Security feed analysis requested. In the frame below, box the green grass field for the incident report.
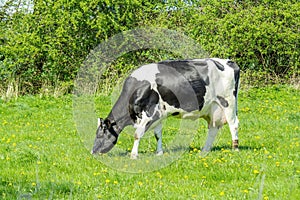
[0,85,299,199]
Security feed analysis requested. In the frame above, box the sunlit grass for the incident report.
[0,85,299,199]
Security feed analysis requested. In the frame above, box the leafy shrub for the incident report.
[188,0,299,77]
[0,0,299,97]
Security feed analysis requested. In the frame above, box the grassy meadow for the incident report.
[0,85,299,199]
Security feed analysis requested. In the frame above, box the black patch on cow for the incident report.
[217,96,229,107]
[226,60,240,98]
[128,78,159,122]
[210,59,225,71]
[172,112,180,116]
[156,60,209,112]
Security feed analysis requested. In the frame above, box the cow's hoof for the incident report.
[201,147,211,152]
[156,150,163,156]
[130,154,138,159]
[200,148,210,157]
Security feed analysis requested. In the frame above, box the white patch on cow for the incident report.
[130,63,159,84]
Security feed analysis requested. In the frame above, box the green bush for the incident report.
[0,0,299,97]
[188,0,299,76]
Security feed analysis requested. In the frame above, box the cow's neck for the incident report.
[106,109,131,134]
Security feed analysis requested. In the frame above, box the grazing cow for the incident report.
[92,58,240,159]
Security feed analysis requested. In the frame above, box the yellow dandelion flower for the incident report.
[105,179,110,184]
[219,191,225,196]
[253,169,260,174]
[32,182,36,187]
[275,162,280,167]
[243,189,249,194]
[113,181,118,184]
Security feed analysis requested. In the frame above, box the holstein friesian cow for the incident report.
[92,58,240,159]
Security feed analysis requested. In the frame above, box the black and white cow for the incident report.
[92,58,240,159]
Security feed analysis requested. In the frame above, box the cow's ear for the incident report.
[98,118,103,127]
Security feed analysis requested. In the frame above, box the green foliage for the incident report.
[0,86,299,199]
[0,0,299,97]
[188,0,300,75]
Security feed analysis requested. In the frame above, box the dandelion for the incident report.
[156,172,162,179]
[138,181,143,186]
[275,162,280,167]
[203,162,209,168]
[105,179,110,184]
[219,191,225,196]
[253,169,260,174]
[113,181,118,185]
[243,189,249,194]
[32,182,36,187]
[76,181,82,185]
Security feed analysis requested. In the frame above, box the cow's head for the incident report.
[91,118,118,154]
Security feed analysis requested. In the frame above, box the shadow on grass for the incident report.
[210,145,261,151]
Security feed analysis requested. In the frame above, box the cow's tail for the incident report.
[227,60,240,116]
[233,64,240,116]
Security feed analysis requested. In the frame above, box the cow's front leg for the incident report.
[131,126,145,159]
[154,123,163,156]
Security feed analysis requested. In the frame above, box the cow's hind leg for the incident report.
[224,104,239,151]
[202,103,223,154]
[154,123,163,156]
[202,126,219,152]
